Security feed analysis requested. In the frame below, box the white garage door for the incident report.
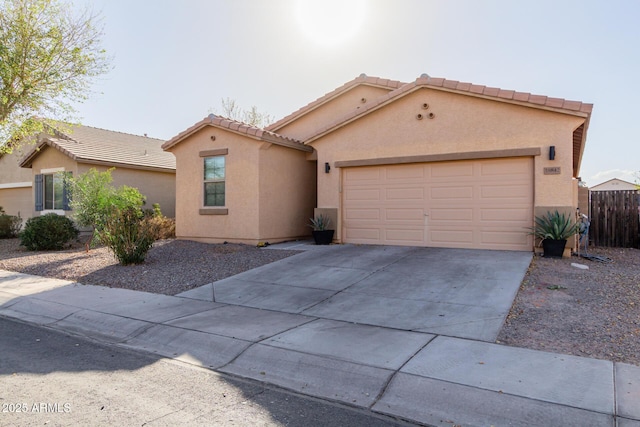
[342,157,534,251]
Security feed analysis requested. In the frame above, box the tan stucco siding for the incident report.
[275,85,393,140]
[311,89,584,207]
[258,143,316,241]
[0,187,32,221]
[0,150,33,183]
[311,88,585,244]
[0,150,34,220]
[168,127,261,243]
[77,163,176,218]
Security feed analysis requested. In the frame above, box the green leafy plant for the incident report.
[308,214,332,231]
[0,206,22,238]
[20,213,78,250]
[0,0,110,154]
[100,207,156,265]
[66,168,146,249]
[529,210,579,242]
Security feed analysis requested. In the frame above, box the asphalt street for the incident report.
[0,317,416,427]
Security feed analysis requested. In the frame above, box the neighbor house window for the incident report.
[35,171,71,211]
[204,156,225,206]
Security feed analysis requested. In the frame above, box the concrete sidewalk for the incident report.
[1,266,638,426]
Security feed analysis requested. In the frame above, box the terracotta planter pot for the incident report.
[312,230,334,245]
[542,239,567,258]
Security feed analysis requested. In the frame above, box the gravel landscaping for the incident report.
[0,238,300,295]
[497,247,640,366]
[0,238,638,366]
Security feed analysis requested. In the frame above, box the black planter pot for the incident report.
[312,230,334,245]
[542,239,567,258]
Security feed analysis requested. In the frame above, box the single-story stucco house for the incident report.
[164,73,593,253]
[589,178,637,192]
[0,123,176,222]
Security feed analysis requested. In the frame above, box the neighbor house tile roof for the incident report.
[20,123,176,172]
[265,74,406,132]
[162,114,312,153]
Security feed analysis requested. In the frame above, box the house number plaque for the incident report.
[543,167,561,175]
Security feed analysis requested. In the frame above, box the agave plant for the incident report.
[308,214,332,231]
[530,210,579,241]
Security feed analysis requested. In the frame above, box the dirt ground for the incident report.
[497,246,640,366]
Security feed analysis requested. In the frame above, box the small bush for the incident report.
[142,203,175,240]
[144,215,176,240]
[100,207,156,265]
[0,210,22,239]
[20,214,79,250]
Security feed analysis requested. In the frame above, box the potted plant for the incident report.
[308,214,334,245]
[529,210,579,258]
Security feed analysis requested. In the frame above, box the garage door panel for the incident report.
[385,228,425,243]
[431,186,474,199]
[345,188,381,201]
[345,208,380,220]
[344,168,381,182]
[386,187,424,201]
[345,227,381,241]
[430,229,474,244]
[342,158,533,251]
[431,162,474,178]
[386,164,425,180]
[430,208,473,221]
[481,184,530,199]
[385,208,424,221]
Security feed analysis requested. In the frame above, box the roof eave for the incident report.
[77,159,176,173]
[304,80,593,145]
[164,119,311,153]
[19,138,78,168]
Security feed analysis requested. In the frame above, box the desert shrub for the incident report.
[100,207,156,265]
[144,215,175,240]
[20,214,79,250]
[0,206,22,239]
[66,168,146,248]
[142,203,175,240]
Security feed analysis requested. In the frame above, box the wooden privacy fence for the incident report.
[589,190,640,248]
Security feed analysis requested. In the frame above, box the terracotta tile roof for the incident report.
[20,123,176,171]
[265,74,406,132]
[162,114,312,153]
[306,75,593,144]
[304,74,592,177]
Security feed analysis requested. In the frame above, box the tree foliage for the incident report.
[216,97,274,128]
[0,0,110,153]
[65,168,145,248]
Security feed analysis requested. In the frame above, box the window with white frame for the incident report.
[203,156,225,206]
[35,171,71,211]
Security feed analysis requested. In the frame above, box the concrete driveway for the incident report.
[179,244,532,342]
[3,244,636,425]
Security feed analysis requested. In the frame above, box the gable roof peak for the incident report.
[266,74,406,132]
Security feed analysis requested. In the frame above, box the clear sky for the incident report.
[74,0,640,186]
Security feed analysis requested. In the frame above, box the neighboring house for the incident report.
[589,178,638,192]
[0,149,34,220]
[17,123,176,220]
[165,73,593,252]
